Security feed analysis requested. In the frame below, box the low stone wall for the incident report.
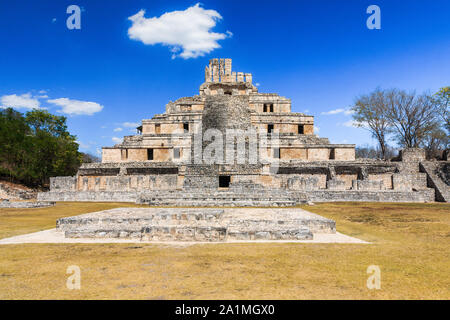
[38,191,138,202]
[308,189,435,203]
[0,200,55,208]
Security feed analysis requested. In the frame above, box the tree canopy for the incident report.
[352,87,449,159]
[0,108,82,187]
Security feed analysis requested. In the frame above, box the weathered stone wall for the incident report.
[38,191,138,202]
[102,148,121,163]
[75,175,178,192]
[334,148,356,161]
[309,189,435,202]
[50,176,77,192]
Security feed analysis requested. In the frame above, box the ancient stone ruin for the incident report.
[56,208,336,242]
[38,58,449,204]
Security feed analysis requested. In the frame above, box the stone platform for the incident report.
[0,200,55,208]
[56,208,336,242]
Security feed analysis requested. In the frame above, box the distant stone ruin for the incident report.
[38,59,449,204]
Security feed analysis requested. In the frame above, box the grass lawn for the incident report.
[0,202,449,299]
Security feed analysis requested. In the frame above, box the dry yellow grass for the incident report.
[0,202,449,299]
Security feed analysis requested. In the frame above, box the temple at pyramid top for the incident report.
[200,58,258,96]
[204,58,253,84]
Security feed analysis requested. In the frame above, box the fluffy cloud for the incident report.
[0,93,41,110]
[314,126,320,133]
[113,127,123,132]
[321,108,354,116]
[341,120,359,128]
[127,3,231,59]
[47,98,103,115]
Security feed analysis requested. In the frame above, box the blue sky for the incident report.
[0,0,449,155]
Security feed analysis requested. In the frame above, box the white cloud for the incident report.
[344,109,354,115]
[341,120,359,128]
[122,122,140,128]
[314,126,320,133]
[321,108,345,115]
[127,3,231,59]
[113,127,123,132]
[321,108,354,116]
[112,137,123,144]
[47,98,103,115]
[0,93,41,110]
[96,148,102,156]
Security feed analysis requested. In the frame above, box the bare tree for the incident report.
[384,89,440,148]
[421,125,449,159]
[351,88,391,159]
[355,144,397,160]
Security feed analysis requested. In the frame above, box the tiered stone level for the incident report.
[56,208,337,242]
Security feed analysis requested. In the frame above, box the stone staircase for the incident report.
[420,162,450,202]
[56,208,336,242]
[137,182,307,207]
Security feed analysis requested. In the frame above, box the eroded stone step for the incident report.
[65,225,227,242]
[227,227,313,240]
[140,200,299,207]
[64,225,313,241]
[57,209,224,231]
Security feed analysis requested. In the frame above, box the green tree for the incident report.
[24,109,82,186]
[0,108,82,187]
[433,86,450,133]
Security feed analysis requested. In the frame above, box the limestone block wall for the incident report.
[76,175,178,192]
[279,174,327,189]
[334,148,355,161]
[307,148,331,161]
[336,174,358,189]
[102,149,122,163]
[50,176,77,191]
[154,148,171,162]
[400,148,426,162]
[352,180,384,191]
[303,124,314,135]
[369,173,393,189]
[286,176,319,190]
[127,149,148,161]
[281,148,307,160]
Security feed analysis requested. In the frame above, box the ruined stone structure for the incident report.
[38,59,449,204]
[56,208,336,242]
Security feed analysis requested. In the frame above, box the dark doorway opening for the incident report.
[263,103,274,112]
[147,148,153,160]
[298,124,304,134]
[183,122,189,132]
[219,176,231,188]
[268,124,274,133]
